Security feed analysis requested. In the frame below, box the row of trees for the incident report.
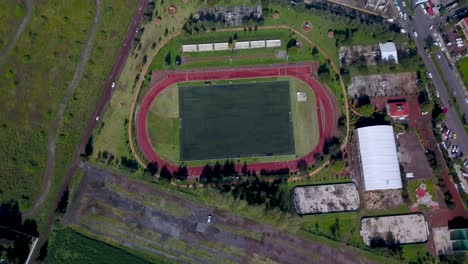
[0,201,40,263]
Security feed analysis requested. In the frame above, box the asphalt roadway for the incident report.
[398,2,468,157]
[30,0,149,260]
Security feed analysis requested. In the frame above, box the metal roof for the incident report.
[357,125,402,191]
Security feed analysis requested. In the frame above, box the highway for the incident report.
[398,1,468,157]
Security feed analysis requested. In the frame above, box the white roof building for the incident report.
[182,44,197,52]
[214,42,229,51]
[250,40,266,48]
[266,39,281,48]
[198,43,214,52]
[235,41,250,49]
[357,125,402,191]
[379,42,398,63]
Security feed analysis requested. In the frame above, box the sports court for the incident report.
[179,81,294,161]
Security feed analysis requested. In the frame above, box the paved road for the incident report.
[398,2,468,156]
[30,0,149,260]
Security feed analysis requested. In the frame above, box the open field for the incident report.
[0,0,95,209]
[179,81,293,161]
[0,0,26,51]
[46,227,157,264]
[26,0,139,226]
[63,165,386,263]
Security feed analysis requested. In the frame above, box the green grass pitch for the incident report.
[178,81,294,161]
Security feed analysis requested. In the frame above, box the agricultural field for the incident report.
[0,0,26,51]
[46,227,157,264]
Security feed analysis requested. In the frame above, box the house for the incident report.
[387,100,409,119]
[457,17,468,41]
[379,42,398,63]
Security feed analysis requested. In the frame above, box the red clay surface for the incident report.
[136,65,337,176]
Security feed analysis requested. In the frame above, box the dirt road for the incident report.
[64,164,375,264]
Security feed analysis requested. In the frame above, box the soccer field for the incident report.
[179,81,294,161]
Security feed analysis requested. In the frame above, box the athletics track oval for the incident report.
[136,64,337,176]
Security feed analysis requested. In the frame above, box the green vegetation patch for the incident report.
[0,0,26,50]
[178,81,294,161]
[289,78,318,156]
[46,228,152,264]
[457,56,468,86]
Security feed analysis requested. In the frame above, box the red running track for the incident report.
[136,65,337,176]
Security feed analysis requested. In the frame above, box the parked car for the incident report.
[207,214,212,223]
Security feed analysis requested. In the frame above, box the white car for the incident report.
[402,1,406,7]
[413,31,418,38]
[207,214,212,223]
[428,72,433,79]
[111,81,116,88]
[95,115,100,121]
[437,54,441,59]
[429,25,433,30]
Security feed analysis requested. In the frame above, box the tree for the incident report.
[213,162,222,180]
[200,164,213,183]
[297,160,308,174]
[36,240,48,261]
[164,52,171,66]
[82,136,93,157]
[311,46,318,57]
[359,104,375,117]
[175,166,188,181]
[56,186,69,214]
[160,165,172,180]
[146,162,158,175]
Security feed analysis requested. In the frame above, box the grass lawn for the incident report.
[179,80,294,161]
[407,179,436,209]
[290,77,319,156]
[0,0,25,50]
[46,227,165,264]
[146,77,319,165]
[457,56,468,86]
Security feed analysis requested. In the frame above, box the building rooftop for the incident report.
[388,100,409,118]
[357,125,402,191]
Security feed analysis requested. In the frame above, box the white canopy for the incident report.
[357,125,402,191]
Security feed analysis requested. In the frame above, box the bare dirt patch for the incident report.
[339,45,379,66]
[397,131,434,180]
[360,214,429,246]
[64,164,376,264]
[294,183,359,214]
[348,72,418,98]
[363,189,403,210]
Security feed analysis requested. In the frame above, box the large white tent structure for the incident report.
[357,125,402,191]
[379,42,398,63]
